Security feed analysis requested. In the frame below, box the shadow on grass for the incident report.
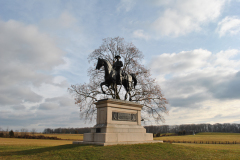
[0,144,93,157]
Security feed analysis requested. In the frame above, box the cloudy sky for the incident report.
[1,0,240,132]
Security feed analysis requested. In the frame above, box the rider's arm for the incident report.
[120,61,123,67]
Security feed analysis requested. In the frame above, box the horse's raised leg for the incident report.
[125,92,128,100]
[114,83,118,99]
[123,81,130,100]
[129,92,132,101]
[110,83,116,99]
[127,82,133,101]
[129,81,133,101]
[100,82,106,94]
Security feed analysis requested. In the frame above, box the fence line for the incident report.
[163,140,238,144]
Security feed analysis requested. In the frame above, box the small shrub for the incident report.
[183,130,186,135]
[0,132,4,137]
[9,130,14,137]
[156,133,161,137]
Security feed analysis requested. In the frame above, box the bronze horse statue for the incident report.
[96,58,137,101]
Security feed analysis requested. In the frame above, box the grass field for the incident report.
[1,133,240,159]
[34,133,83,140]
[154,132,240,144]
[0,138,72,146]
[176,143,240,151]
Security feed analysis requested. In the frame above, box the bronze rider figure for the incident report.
[113,55,123,85]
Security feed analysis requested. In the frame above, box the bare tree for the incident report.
[15,130,19,137]
[69,37,168,123]
[5,127,9,137]
[20,128,28,136]
[31,128,37,135]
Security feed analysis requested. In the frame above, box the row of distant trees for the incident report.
[42,123,240,135]
[0,128,37,137]
[42,127,91,134]
[144,123,240,134]
[0,127,91,135]
[2,123,240,135]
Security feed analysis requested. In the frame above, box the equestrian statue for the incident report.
[96,55,137,101]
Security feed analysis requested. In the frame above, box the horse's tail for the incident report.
[130,73,137,88]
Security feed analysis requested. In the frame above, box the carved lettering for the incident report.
[112,112,137,122]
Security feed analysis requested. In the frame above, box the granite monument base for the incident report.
[73,99,163,146]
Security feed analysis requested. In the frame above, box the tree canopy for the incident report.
[69,37,168,123]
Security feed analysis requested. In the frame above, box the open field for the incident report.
[175,143,240,151]
[0,140,240,160]
[34,133,83,140]
[1,138,240,160]
[197,132,240,135]
[1,133,240,159]
[154,132,240,144]
[0,138,72,146]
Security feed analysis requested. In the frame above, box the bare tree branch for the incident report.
[69,37,168,123]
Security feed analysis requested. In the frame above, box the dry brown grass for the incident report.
[175,143,240,151]
[1,140,240,160]
[34,133,83,140]
[0,138,72,146]
[154,133,240,143]
[2,133,240,160]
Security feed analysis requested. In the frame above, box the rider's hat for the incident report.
[115,55,121,59]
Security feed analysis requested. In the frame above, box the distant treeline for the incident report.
[42,123,240,134]
[144,123,240,134]
[0,129,60,140]
[42,127,91,134]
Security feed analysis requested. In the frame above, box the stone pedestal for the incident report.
[73,99,162,146]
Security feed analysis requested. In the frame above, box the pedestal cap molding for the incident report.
[95,99,143,109]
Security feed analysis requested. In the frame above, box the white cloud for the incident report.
[39,102,59,110]
[0,86,42,106]
[165,99,240,124]
[216,16,240,37]
[45,96,75,107]
[0,19,66,107]
[151,0,227,37]
[11,105,26,110]
[117,0,136,12]
[53,76,68,86]
[30,82,68,99]
[0,20,65,70]
[58,11,77,28]
[133,29,150,40]
[215,49,239,67]
[151,48,240,124]
[0,100,89,131]
[151,49,240,103]
[151,49,212,75]
[0,20,83,131]
[40,11,77,29]
[0,16,92,131]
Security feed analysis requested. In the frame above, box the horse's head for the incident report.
[96,58,104,70]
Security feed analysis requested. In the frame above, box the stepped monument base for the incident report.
[73,99,163,146]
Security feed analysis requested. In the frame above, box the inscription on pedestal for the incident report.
[112,112,137,122]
